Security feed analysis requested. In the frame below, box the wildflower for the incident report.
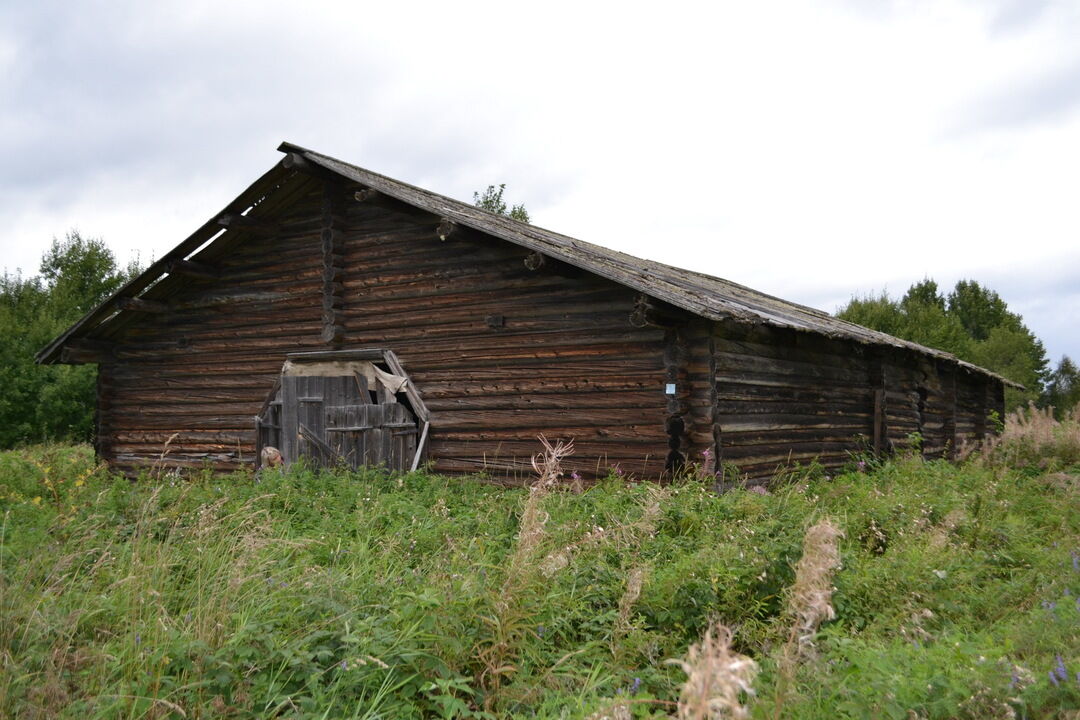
[537,625,545,638]
[1050,670,1060,687]
[630,677,641,694]
[1042,600,1057,611]
[1054,655,1068,683]
[571,471,581,481]
[857,460,866,471]
[702,449,711,459]
[340,660,347,670]
[135,633,141,646]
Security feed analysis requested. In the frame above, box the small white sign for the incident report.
[665,383,677,395]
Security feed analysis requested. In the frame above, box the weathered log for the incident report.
[217,215,282,234]
[320,324,345,344]
[116,297,170,313]
[437,218,457,241]
[524,251,546,270]
[164,258,220,280]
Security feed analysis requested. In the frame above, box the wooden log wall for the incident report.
[94,176,669,480]
[334,209,669,481]
[703,321,876,481]
[695,320,1005,481]
[96,181,331,473]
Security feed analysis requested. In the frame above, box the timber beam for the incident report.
[281,152,344,183]
[630,294,684,328]
[164,258,220,280]
[116,297,170,314]
[217,214,282,234]
[60,338,116,364]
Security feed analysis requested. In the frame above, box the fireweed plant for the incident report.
[0,420,1077,719]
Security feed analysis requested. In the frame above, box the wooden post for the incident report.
[664,326,690,474]
[320,182,347,346]
[943,363,957,459]
[870,353,888,456]
[708,332,722,483]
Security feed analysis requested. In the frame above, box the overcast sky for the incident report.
[2,0,1078,366]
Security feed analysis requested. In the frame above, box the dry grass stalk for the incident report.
[540,485,667,578]
[668,621,758,720]
[477,436,573,704]
[151,433,179,479]
[613,566,647,642]
[978,403,1080,468]
[505,436,573,584]
[772,518,844,719]
[784,518,843,658]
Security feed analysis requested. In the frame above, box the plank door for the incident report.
[258,373,418,471]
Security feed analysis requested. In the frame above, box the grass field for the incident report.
[1,408,1078,719]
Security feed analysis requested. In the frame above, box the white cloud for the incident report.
[1,0,1077,364]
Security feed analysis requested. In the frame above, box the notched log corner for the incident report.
[524,251,546,271]
[437,218,458,241]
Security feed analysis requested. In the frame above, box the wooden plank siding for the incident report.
[95,181,669,479]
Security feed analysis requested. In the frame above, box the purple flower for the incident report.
[857,461,866,471]
[340,660,347,670]
[630,677,641,694]
[1042,600,1057,611]
[1072,550,1079,572]
[571,471,581,481]
[135,633,141,646]
[1055,655,1068,683]
[1050,670,1060,687]
[702,449,712,459]
[1009,670,1020,690]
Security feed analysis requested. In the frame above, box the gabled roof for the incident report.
[36,142,1018,387]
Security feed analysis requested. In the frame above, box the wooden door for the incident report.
[257,373,419,471]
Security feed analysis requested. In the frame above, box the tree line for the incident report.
[0,232,139,447]
[837,278,1078,414]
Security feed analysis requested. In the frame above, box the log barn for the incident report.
[37,142,1011,482]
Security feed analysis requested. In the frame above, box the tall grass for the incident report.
[978,404,1080,472]
[0,427,1077,718]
